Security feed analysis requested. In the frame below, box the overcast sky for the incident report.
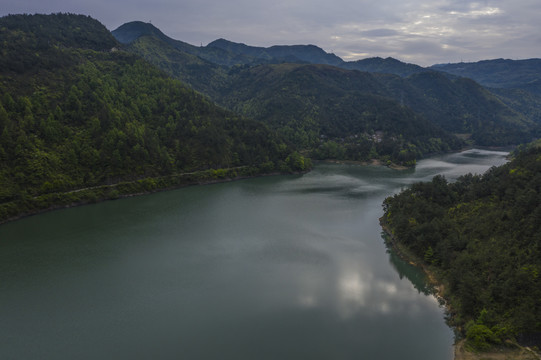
[3,0,540,66]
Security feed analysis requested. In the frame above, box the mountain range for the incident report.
[1,14,541,221]
[112,20,541,148]
[113,20,541,91]
[2,13,540,354]
[0,14,306,222]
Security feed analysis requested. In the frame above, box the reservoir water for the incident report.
[0,149,509,360]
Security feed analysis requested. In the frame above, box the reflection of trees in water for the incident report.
[384,234,432,297]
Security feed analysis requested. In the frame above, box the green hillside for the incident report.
[375,71,538,145]
[214,63,462,164]
[382,145,541,349]
[0,14,301,222]
[206,38,344,66]
[342,56,426,77]
[112,21,258,67]
[431,59,541,95]
[112,22,540,150]
[124,34,227,97]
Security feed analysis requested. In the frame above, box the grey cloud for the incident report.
[2,0,540,66]
[360,29,400,37]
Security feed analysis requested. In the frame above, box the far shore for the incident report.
[1,148,510,226]
[0,168,308,226]
[318,158,410,170]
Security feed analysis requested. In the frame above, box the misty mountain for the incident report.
[431,58,541,95]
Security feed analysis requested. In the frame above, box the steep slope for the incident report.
[0,14,298,222]
[375,71,538,145]
[219,63,537,149]
[490,88,541,125]
[215,63,463,164]
[124,35,227,97]
[112,21,540,150]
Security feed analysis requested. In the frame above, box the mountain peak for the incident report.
[112,21,166,44]
[207,39,343,66]
[0,13,118,51]
[342,56,426,77]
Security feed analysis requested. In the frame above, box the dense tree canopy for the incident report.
[382,145,541,349]
[0,13,306,221]
[112,23,541,152]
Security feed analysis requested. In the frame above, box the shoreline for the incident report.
[380,219,447,303]
[317,158,410,170]
[4,148,501,225]
[0,154,420,226]
[0,168,306,226]
[380,218,541,360]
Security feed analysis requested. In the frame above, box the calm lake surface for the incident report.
[0,149,509,360]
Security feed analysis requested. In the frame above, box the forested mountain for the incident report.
[112,21,257,67]
[122,34,228,97]
[342,57,427,77]
[206,38,344,66]
[373,71,538,145]
[382,145,541,349]
[3,14,541,222]
[217,64,535,148]
[113,21,541,150]
[0,14,303,222]
[215,63,462,163]
[490,87,541,126]
[431,58,541,95]
[113,21,424,74]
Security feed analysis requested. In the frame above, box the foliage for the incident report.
[341,56,426,77]
[0,14,299,222]
[375,71,539,146]
[214,63,463,164]
[125,35,228,98]
[431,58,541,95]
[112,21,257,67]
[113,21,541,149]
[382,147,541,345]
[206,38,344,66]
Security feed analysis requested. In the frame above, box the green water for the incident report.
[0,149,509,359]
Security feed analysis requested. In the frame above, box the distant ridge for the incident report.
[431,58,541,94]
[342,57,427,77]
[207,38,344,66]
[112,21,424,76]
[113,20,541,90]
[111,20,541,149]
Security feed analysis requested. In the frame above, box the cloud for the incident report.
[1,0,540,66]
[360,29,400,37]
